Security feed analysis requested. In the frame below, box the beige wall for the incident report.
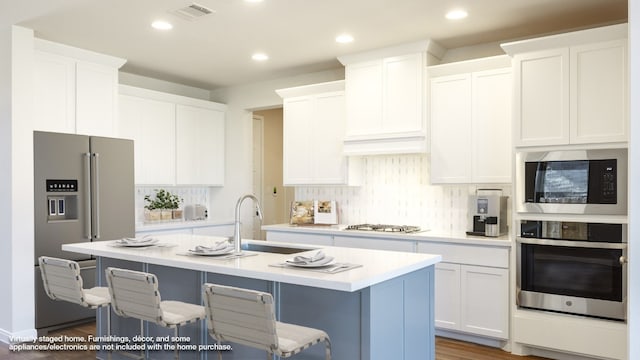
[254,108,294,236]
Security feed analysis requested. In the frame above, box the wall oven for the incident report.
[517,220,627,321]
[516,149,627,215]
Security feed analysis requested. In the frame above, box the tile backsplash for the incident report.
[135,186,210,223]
[295,154,512,233]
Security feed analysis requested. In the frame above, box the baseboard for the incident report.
[0,327,37,344]
[436,329,509,349]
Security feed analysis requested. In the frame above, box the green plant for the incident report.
[144,189,182,210]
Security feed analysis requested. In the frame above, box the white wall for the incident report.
[0,25,37,343]
[209,69,343,238]
[0,19,12,339]
[628,1,638,359]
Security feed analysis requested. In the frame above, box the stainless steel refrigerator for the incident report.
[34,131,134,332]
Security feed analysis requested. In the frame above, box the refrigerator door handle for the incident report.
[91,153,101,240]
[84,153,92,239]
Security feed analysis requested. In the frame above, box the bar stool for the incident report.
[203,283,331,360]
[105,267,205,360]
[38,256,112,334]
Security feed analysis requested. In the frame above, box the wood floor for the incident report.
[0,322,549,359]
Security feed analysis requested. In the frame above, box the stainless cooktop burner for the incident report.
[345,224,421,233]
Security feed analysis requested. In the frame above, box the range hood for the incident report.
[338,40,445,156]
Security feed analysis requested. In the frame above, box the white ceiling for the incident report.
[4,0,628,90]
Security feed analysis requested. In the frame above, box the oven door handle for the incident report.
[517,237,627,249]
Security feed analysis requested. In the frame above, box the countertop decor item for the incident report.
[144,189,183,221]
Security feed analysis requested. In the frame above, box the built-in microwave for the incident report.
[516,149,627,215]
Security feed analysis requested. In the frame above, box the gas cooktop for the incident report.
[345,224,422,233]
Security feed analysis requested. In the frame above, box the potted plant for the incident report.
[144,189,182,221]
[168,193,184,220]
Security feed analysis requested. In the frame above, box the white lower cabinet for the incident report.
[419,242,510,340]
[333,235,414,252]
[434,263,461,330]
[460,265,509,338]
[266,231,333,246]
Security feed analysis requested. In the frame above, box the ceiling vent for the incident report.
[172,3,215,21]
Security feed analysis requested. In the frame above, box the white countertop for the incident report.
[62,234,441,292]
[262,223,512,247]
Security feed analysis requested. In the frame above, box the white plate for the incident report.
[115,238,159,247]
[188,247,235,256]
[285,256,335,268]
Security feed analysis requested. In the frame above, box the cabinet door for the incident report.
[434,263,461,331]
[570,40,628,144]
[471,68,512,183]
[430,74,472,184]
[514,48,570,146]
[75,61,119,137]
[460,265,509,339]
[33,51,76,133]
[344,60,383,137]
[311,92,347,184]
[118,95,176,185]
[282,96,314,185]
[176,105,225,185]
[383,53,424,134]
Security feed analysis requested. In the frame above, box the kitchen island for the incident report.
[62,234,441,360]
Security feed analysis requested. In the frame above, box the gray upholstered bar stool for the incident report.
[203,283,331,360]
[105,267,206,360]
[38,256,112,333]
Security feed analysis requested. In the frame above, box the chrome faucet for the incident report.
[233,194,264,254]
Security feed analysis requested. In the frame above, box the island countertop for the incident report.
[62,233,441,292]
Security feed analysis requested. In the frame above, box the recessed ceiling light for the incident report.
[445,9,468,20]
[336,34,354,44]
[252,53,269,61]
[151,20,173,30]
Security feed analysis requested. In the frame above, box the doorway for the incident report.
[252,109,294,240]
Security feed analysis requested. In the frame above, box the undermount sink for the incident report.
[240,243,316,254]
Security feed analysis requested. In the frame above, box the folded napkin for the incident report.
[291,251,326,264]
[193,241,231,253]
[120,236,154,244]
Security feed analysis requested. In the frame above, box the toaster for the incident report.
[184,204,208,220]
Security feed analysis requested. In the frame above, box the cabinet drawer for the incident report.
[266,232,333,246]
[333,236,415,252]
[416,242,509,268]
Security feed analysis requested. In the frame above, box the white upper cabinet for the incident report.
[570,39,627,144]
[429,56,512,184]
[502,23,628,147]
[75,62,120,137]
[118,94,176,185]
[430,73,472,183]
[338,41,444,155]
[118,85,226,186]
[277,81,359,186]
[176,104,225,186]
[33,51,76,133]
[33,38,126,137]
